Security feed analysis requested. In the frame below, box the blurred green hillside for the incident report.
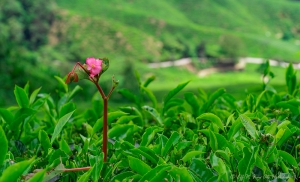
[54,0,300,62]
[1,0,300,106]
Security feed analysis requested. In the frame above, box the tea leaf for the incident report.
[278,150,298,167]
[169,166,194,182]
[128,156,152,176]
[51,110,75,144]
[140,126,164,147]
[14,85,29,108]
[161,131,181,156]
[54,76,68,93]
[239,114,258,140]
[238,147,258,182]
[163,81,190,114]
[39,130,51,153]
[189,159,214,181]
[182,151,205,162]
[139,164,172,181]
[142,105,163,126]
[0,158,35,182]
[29,87,41,105]
[0,126,8,166]
[141,86,157,108]
[26,169,46,182]
[197,113,224,131]
[92,111,127,135]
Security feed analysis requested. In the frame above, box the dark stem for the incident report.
[107,86,116,98]
[94,81,108,162]
[103,98,108,162]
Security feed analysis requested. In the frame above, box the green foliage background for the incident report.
[1,0,300,107]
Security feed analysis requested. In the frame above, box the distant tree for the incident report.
[218,34,244,64]
[0,0,57,105]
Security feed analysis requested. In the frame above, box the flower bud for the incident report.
[65,72,79,84]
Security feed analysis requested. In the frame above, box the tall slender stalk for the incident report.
[65,57,117,173]
[103,98,108,162]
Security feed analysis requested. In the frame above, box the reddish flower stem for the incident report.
[68,61,115,163]
[94,82,108,162]
[63,167,91,172]
[103,98,108,162]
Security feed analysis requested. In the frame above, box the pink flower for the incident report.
[86,57,102,78]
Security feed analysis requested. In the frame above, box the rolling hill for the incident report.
[52,0,300,64]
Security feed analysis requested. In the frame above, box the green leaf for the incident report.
[209,130,218,151]
[116,115,138,124]
[227,118,243,140]
[189,159,214,182]
[43,162,65,182]
[54,76,68,93]
[210,153,230,182]
[89,153,104,182]
[239,114,258,140]
[38,130,52,153]
[130,147,159,164]
[128,156,152,176]
[29,87,41,105]
[0,109,13,125]
[118,88,139,106]
[177,141,192,150]
[162,131,181,156]
[67,85,82,102]
[184,92,200,116]
[169,166,194,182]
[14,85,30,108]
[77,166,93,182]
[26,169,46,182]
[255,90,266,110]
[139,164,172,182]
[59,102,76,118]
[215,150,231,164]
[140,126,164,147]
[164,81,190,104]
[108,124,140,140]
[119,106,144,126]
[0,158,35,182]
[238,147,258,182]
[164,98,185,111]
[200,88,225,113]
[142,106,163,126]
[141,86,157,108]
[163,81,190,113]
[182,151,205,162]
[24,82,30,95]
[92,111,127,135]
[51,110,75,144]
[0,126,8,166]
[109,172,136,182]
[278,150,298,168]
[11,108,36,131]
[276,128,294,147]
[60,138,72,155]
[197,113,224,131]
[286,63,296,95]
[143,75,156,87]
[265,121,278,135]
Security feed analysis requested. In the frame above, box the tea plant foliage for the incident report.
[0,61,300,181]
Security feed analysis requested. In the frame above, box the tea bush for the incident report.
[0,61,299,181]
